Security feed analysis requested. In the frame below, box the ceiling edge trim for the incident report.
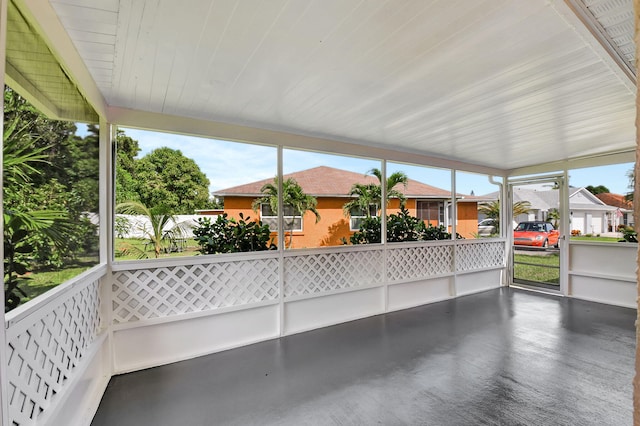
[13,0,108,120]
[564,0,635,81]
[508,149,635,176]
[557,0,636,88]
[107,106,506,177]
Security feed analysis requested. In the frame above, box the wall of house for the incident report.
[456,203,479,239]
[222,197,480,247]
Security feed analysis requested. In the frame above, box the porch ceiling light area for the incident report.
[5,1,97,122]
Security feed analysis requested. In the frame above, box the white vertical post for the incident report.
[381,160,388,312]
[0,0,11,422]
[277,146,285,336]
[559,170,570,296]
[450,170,457,297]
[99,121,115,376]
[99,120,112,265]
[503,176,513,287]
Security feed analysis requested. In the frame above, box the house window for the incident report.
[260,204,302,232]
[417,201,444,225]
[350,205,378,231]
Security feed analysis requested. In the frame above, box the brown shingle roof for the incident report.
[214,166,455,198]
[595,193,632,210]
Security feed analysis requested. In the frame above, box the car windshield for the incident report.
[515,223,546,232]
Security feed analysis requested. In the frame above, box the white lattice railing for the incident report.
[5,267,104,426]
[111,254,280,324]
[110,240,506,325]
[386,241,454,283]
[456,240,506,272]
[283,246,384,299]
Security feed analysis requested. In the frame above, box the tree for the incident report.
[343,168,408,217]
[3,86,99,267]
[252,177,320,248]
[4,87,99,213]
[135,147,212,214]
[115,129,141,205]
[626,169,634,202]
[3,111,74,309]
[479,200,531,220]
[478,200,531,233]
[546,208,560,229]
[116,201,180,258]
[585,185,610,195]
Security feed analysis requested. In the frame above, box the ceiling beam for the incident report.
[107,105,507,177]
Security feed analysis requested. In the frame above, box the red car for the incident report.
[513,221,559,248]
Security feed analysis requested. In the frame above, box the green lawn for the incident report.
[115,238,200,260]
[570,236,622,243]
[514,253,560,284]
[11,238,202,308]
[17,257,98,303]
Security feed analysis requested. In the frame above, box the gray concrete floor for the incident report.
[91,288,635,426]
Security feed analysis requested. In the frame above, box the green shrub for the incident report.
[350,207,456,244]
[193,213,276,254]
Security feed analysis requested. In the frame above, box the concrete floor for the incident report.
[91,288,635,426]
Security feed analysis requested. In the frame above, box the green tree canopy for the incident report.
[134,147,212,214]
[585,185,610,195]
[4,87,99,212]
[115,129,141,205]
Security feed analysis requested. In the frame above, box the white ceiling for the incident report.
[38,0,638,172]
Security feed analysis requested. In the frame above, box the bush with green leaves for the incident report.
[350,207,456,244]
[194,213,276,254]
[619,227,637,243]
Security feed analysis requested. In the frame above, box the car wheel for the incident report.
[542,239,548,248]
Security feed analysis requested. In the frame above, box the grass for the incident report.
[514,252,560,285]
[570,236,622,243]
[17,257,98,304]
[115,238,200,260]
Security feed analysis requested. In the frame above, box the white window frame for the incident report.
[260,203,302,232]
[349,204,378,231]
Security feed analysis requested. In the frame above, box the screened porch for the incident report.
[0,1,638,425]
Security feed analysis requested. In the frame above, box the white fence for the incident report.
[568,241,637,308]
[5,266,109,426]
[110,239,506,372]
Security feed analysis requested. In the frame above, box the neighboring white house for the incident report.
[482,187,620,235]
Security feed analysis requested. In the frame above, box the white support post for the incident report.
[277,146,285,336]
[0,0,11,422]
[559,171,570,296]
[450,170,457,297]
[100,120,115,376]
[381,160,388,312]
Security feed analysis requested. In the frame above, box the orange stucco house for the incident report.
[213,166,482,248]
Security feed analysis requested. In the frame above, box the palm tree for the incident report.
[252,177,320,248]
[478,200,531,234]
[368,168,409,208]
[116,201,180,258]
[479,200,531,220]
[343,168,409,217]
[3,116,72,310]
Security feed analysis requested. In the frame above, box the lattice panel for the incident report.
[387,244,453,282]
[284,250,383,297]
[7,279,101,426]
[456,241,505,271]
[112,259,279,323]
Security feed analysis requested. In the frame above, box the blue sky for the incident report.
[114,126,634,197]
